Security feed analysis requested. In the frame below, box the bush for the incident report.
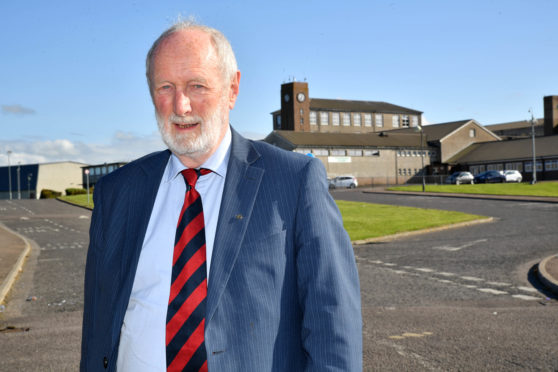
[66,188,87,196]
[40,189,62,199]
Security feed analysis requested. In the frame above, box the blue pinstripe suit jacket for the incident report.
[81,128,362,371]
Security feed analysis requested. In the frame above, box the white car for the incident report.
[329,176,358,189]
[502,170,522,183]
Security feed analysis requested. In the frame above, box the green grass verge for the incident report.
[336,200,486,241]
[57,195,486,242]
[58,194,94,209]
[388,181,558,197]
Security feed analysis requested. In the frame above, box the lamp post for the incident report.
[7,150,12,200]
[85,169,90,205]
[416,125,426,192]
[27,173,32,199]
[531,111,537,184]
[17,162,21,200]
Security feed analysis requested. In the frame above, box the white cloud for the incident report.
[1,104,36,115]
[0,131,166,166]
[0,129,271,166]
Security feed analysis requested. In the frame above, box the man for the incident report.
[81,21,362,371]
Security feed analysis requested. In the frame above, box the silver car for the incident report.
[445,171,474,185]
[502,170,522,183]
[329,175,358,189]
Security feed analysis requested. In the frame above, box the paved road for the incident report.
[0,199,89,371]
[332,189,558,371]
[1,196,557,371]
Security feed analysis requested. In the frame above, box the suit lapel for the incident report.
[206,129,263,323]
[121,151,171,297]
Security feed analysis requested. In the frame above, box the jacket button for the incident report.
[103,357,108,369]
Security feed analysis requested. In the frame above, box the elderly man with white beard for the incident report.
[81,20,362,372]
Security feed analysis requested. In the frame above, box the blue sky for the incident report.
[1,0,556,165]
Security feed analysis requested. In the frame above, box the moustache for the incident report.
[167,113,204,125]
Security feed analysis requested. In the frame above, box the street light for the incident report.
[7,150,12,200]
[17,162,21,200]
[27,173,32,199]
[416,125,426,192]
[529,109,537,184]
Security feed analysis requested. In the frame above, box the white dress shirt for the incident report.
[116,127,231,371]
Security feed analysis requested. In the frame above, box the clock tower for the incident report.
[280,81,310,132]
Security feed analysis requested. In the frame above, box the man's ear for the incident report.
[228,70,241,109]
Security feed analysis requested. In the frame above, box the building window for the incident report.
[364,113,372,127]
[364,150,380,156]
[411,116,418,127]
[342,112,351,126]
[398,168,402,175]
[310,111,317,126]
[276,115,281,129]
[300,109,304,126]
[320,112,329,126]
[312,148,329,156]
[295,148,311,154]
[375,114,383,127]
[402,115,410,127]
[332,112,340,126]
[331,149,346,156]
[545,159,558,170]
[347,149,362,156]
[505,162,523,171]
[353,113,361,126]
[392,115,400,128]
[469,128,476,138]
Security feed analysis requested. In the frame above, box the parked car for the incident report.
[473,170,506,183]
[445,171,474,185]
[502,170,522,183]
[329,175,358,189]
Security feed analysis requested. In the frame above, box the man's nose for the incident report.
[174,91,192,116]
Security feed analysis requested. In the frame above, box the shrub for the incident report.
[66,188,87,196]
[40,189,62,199]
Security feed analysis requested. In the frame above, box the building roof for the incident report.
[264,130,426,149]
[485,118,544,131]
[387,119,477,141]
[447,135,558,164]
[308,98,422,115]
[270,98,422,115]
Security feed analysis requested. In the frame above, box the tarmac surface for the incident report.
[1,191,557,308]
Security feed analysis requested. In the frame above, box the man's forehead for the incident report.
[157,29,215,57]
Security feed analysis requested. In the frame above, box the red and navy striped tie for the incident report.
[166,168,211,372]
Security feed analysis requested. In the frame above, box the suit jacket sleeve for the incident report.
[295,158,363,371]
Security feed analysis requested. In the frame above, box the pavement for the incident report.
[1,193,557,310]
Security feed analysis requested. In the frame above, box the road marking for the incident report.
[433,239,488,252]
[415,268,434,273]
[517,286,537,293]
[438,272,456,277]
[461,276,484,282]
[477,288,508,295]
[383,263,397,266]
[512,294,540,301]
[389,331,434,340]
[20,216,29,220]
[79,215,89,219]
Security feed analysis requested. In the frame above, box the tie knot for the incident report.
[181,168,211,189]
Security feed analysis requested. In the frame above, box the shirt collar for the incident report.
[165,126,231,183]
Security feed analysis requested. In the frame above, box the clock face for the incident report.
[284,94,290,102]
[297,92,306,102]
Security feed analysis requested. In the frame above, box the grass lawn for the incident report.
[58,194,94,209]
[388,181,558,197]
[336,200,486,241]
[57,195,487,242]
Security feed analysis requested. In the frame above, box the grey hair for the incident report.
[146,19,238,94]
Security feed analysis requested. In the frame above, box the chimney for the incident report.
[543,95,558,136]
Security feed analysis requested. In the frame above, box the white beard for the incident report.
[156,100,227,158]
